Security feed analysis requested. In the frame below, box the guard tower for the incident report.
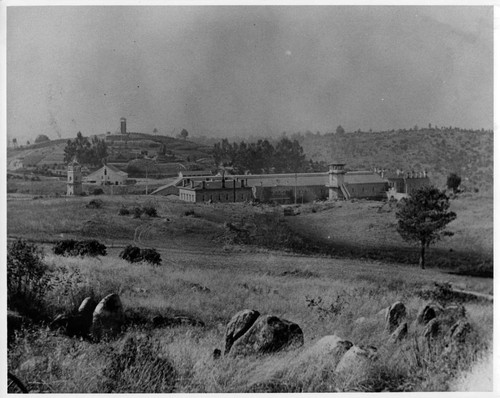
[326,162,348,200]
[120,117,127,135]
[67,158,83,196]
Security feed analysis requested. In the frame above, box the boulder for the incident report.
[335,345,377,378]
[224,309,260,354]
[390,322,408,343]
[50,313,92,337]
[385,302,406,333]
[78,297,97,316]
[447,319,472,344]
[229,315,303,357]
[297,335,352,364]
[416,302,443,325]
[423,318,441,340]
[91,293,124,340]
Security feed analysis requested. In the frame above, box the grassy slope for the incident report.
[7,195,493,392]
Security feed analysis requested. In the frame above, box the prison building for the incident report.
[385,170,430,200]
[178,178,253,203]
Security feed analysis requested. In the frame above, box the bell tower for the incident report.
[67,158,83,196]
[327,162,347,200]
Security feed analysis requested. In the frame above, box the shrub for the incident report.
[184,209,195,217]
[52,239,107,257]
[7,239,51,319]
[118,206,130,216]
[86,199,103,209]
[119,245,162,265]
[92,188,104,196]
[140,249,162,265]
[142,205,158,217]
[133,207,143,218]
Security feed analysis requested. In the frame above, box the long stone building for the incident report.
[151,162,427,203]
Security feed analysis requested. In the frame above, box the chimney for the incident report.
[120,117,126,135]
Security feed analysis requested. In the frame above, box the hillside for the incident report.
[295,129,492,191]
[7,133,213,176]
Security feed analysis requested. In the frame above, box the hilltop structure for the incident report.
[66,159,83,196]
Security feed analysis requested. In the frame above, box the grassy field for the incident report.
[7,194,493,392]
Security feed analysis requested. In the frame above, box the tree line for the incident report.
[64,132,108,166]
[213,137,326,174]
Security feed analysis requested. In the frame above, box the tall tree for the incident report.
[336,125,345,135]
[35,134,50,144]
[396,186,457,269]
[180,129,189,140]
[446,173,462,193]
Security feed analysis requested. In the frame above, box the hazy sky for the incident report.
[7,6,493,142]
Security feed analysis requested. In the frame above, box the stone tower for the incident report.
[67,158,83,196]
[327,162,347,200]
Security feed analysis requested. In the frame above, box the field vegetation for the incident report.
[7,193,493,392]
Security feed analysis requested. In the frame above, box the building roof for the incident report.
[179,170,213,177]
[180,179,249,191]
[106,164,128,176]
[344,171,387,185]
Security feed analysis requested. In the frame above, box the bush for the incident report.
[86,199,103,209]
[142,205,158,217]
[133,207,143,218]
[140,249,162,265]
[119,245,162,265]
[7,239,51,319]
[53,239,107,257]
[92,188,104,196]
[118,206,130,216]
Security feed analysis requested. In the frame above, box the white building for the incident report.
[84,164,128,185]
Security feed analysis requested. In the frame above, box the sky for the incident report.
[6,6,493,143]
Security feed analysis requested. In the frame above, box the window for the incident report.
[104,169,107,176]
[226,194,229,200]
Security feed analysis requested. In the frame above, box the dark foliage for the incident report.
[64,131,108,166]
[212,137,308,174]
[119,245,162,265]
[86,199,103,208]
[446,173,462,193]
[396,186,456,269]
[52,239,107,257]
[7,239,51,319]
[92,188,104,196]
[118,206,130,216]
[133,207,143,218]
[142,205,158,217]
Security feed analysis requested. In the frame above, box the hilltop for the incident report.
[7,133,213,177]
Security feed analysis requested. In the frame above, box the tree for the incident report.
[64,132,108,165]
[180,129,189,140]
[446,173,462,193]
[396,186,457,269]
[35,134,50,144]
[336,125,345,135]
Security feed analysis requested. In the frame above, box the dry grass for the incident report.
[7,194,493,392]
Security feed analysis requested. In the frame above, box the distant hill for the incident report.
[296,128,493,191]
[7,133,213,175]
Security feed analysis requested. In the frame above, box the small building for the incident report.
[178,178,253,203]
[386,170,430,199]
[84,164,128,185]
[67,159,83,196]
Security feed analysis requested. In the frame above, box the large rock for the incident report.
[91,293,124,340]
[229,315,303,357]
[423,318,441,340]
[385,302,406,333]
[416,302,443,325]
[390,322,408,343]
[224,309,260,354]
[335,345,377,379]
[78,297,97,316]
